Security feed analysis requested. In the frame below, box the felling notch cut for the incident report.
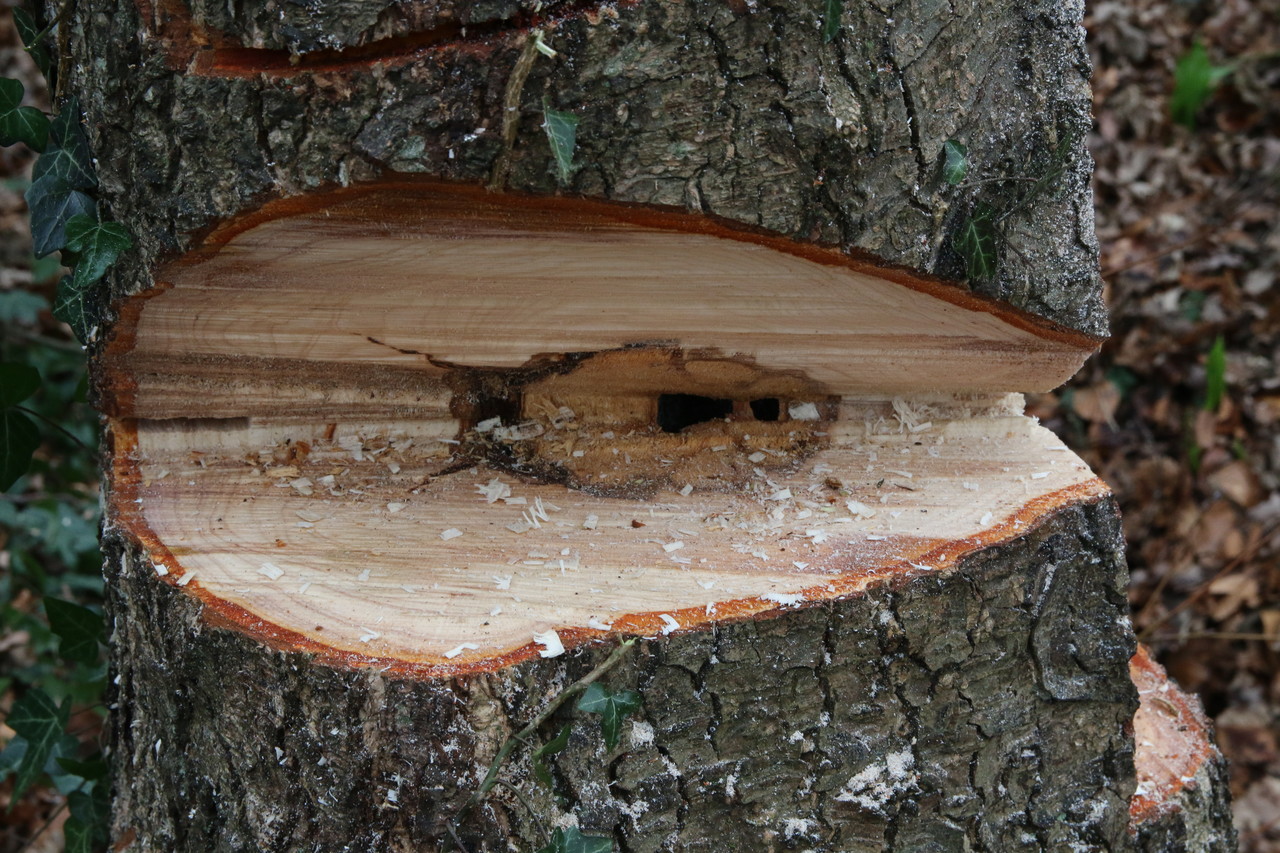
[102,180,1107,675]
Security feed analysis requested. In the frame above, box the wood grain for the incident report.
[114,399,1105,673]
[107,182,1107,673]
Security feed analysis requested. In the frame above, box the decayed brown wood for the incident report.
[105,181,1106,673]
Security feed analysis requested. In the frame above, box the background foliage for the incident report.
[1035,1,1280,847]
[1,5,111,850]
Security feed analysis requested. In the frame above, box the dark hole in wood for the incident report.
[750,398,781,422]
[657,394,733,433]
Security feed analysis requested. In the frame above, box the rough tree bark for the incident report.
[52,0,1236,850]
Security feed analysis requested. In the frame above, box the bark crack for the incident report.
[880,593,926,851]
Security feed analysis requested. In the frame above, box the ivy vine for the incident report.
[1,6,121,851]
[446,639,642,853]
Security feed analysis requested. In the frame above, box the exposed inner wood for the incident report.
[103,182,1098,422]
[1130,645,1218,826]
[114,397,1103,672]
[105,180,1107,674]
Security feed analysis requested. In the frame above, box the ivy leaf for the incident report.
[577,683,642,751]
[0,78,21,111]
[12,9,54,79]
[57,754,108,781]
[67,784,110,842]
[0,289,49,324]
[955,208,998,282]
[53,274,94,343]
[34,102,97,191]
[1171,41,1233,129]
[576,682,612,714]
[49,100,93,157]
[541,101,579,186]
[0,362,40,407]
[45,598,105,665]
[64,818,93,853]
[531,723,573,787]
[33,144,97,192]
[66,214,131,288]
[0,106,50,151]
[26,173,96,257]
[5,688,70,799]
[822,0,842,44]
[0,78,49,151]
[942,139,968,186]
[0,408,40,491]
[536,826,614,853]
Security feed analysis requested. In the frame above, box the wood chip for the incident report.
[444,643,480,659]
[534,629,565,657]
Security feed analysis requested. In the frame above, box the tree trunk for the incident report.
[57,0,1235,849]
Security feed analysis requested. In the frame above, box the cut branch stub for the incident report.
[1129,645,1238,848]
[103,180,1106,675]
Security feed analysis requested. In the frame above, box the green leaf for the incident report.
[577,683,642,751]
[942,139,968,186]
[610,689,641,716]
[5,688,70,799]
[0,289,49,324]
[68,784,110,840]
[26,173,96,257]
[56,755,108,781]
[822,0,842,44]
[1105,366,1139,399]
[0,732,28,777]
[1171,41,1233,129]
[45,598,104,665]
[64,818,93,853]
[65,785,111,853]
[601,705,625,751]
[33,145,97,192]
[0,362,41,407]
[1204,334,1226,412]
[34,102,97,192]
[0,105,50,151]
[0,79,49,151]
[531,723,573,787]
[1187,435,1203,473]
[0,288,48,325]
[49,100,92,155]
[576,682,611,714]
[53,274,94,342]
[0,78,20,111]
[955,208,998,282]
[13,9,54,79]
[1179,289,1208,322]
[0,409,40,491]
[536,826,614,853]
[541,102,580,186]
[65,213,132,287]
[11,498,102,566]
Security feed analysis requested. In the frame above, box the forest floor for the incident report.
[1037,1,1280,848]
[1,1,1279,850]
